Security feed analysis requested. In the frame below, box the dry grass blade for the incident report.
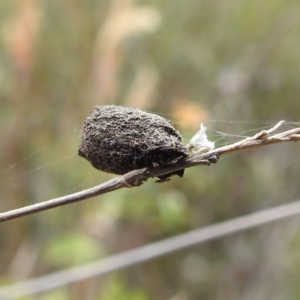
[2,197,300,299]
[0,121,299,222]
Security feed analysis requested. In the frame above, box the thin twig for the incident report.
[0,121,299,222]
[1,197,300,299]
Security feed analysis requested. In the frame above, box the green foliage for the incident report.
[43,233,103,267]
[100,276,150,300]
[1,0,300,299]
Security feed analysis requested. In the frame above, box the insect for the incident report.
[78,105,188,182]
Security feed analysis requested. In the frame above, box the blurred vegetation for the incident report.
[1,0,300,299]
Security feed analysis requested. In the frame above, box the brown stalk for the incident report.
[1,121,299,222]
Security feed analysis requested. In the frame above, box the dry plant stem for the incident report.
[2,198,300,299]
[1,121,299,222]
[215,121,300,156]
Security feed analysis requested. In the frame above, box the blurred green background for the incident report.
[1,0,300,299]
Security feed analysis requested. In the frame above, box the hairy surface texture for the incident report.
[78,105,188,181]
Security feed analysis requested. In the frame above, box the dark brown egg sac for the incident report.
[78,105,189,182]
